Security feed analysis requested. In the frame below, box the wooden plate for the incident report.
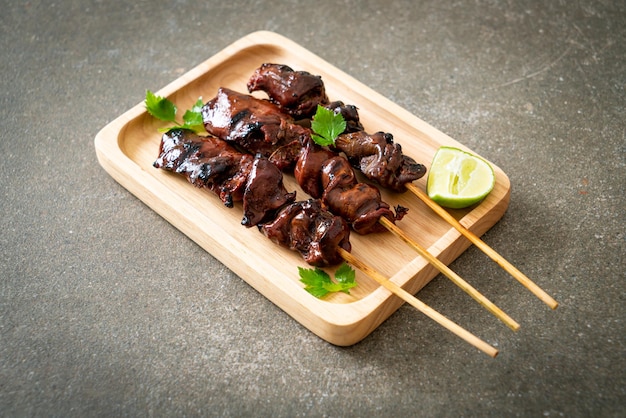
[94,31,510,346]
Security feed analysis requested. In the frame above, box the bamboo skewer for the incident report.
[338,248,498,358]
[406,183,558,309]
[378,217,520,331]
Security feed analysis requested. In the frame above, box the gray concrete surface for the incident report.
[1,0,624,416]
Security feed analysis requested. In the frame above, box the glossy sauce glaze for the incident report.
[153,129,295,227]
[247,63,328,118]
[261,199,351,267]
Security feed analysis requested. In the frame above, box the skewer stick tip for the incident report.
[338,248,498,358]
[407,183,559,310]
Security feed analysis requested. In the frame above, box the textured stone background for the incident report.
[1,1,624,416]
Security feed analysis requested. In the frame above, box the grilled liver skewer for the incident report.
[201,87,520,331]
[247,62,556,309]
[153,131,498,356]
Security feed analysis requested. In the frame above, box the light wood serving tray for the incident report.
[94,31,510,346]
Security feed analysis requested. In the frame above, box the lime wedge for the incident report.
[427,146,495,209]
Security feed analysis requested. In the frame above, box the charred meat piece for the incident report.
[294,137,336,199]
[153,129,295,227]
[202,87,310,169]
[153,129,253,207]
[320,156,405,235]
[334,131,427,192]
[294,137,406,234]
[247,63,329,118]
[243,155,297,227]
[324,101,364,133]
[260,199,351,267]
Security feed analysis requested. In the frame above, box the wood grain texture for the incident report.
[94,31,511,346]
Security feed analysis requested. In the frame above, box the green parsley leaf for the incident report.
[145,90,177,122]
[298,267,332,298]
[145,91,206,134]
[310,105,346,146]
[298,262,357,298]
[181,97,205,132]
[334,262,356,288]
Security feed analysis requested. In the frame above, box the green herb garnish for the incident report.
[145,90,206,134]
[298,262,357,298]
[310,105,346,146]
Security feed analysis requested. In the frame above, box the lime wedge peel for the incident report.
[426,146,496,209]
